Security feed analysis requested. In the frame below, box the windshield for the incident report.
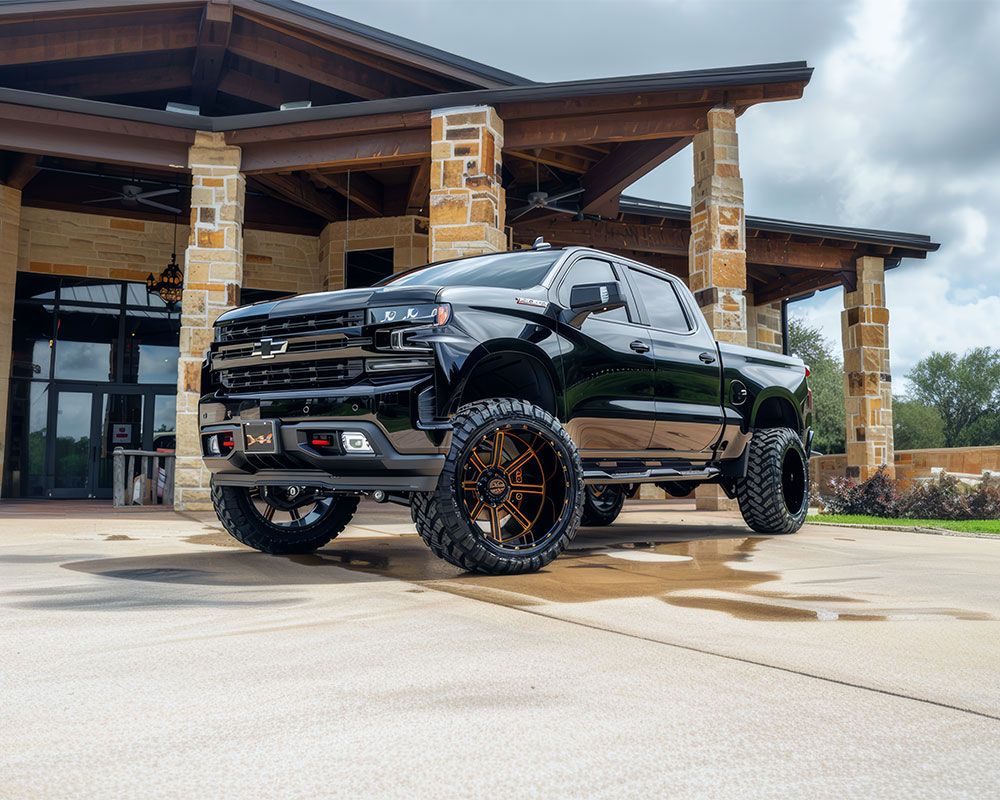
[380,250,562,290]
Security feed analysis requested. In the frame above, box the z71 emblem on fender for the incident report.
[251,338,288,359]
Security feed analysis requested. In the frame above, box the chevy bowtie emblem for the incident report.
[251,338,288,359]
[246,433,273,446]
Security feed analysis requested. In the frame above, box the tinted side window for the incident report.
[559,258,628,322]
[628,269,691,332]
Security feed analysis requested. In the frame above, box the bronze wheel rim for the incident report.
[459,424,570,552]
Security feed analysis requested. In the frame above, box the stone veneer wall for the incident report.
[812,446,1000,493]
[17,207,320,295]
[244,229,323,295]
[428,106,505,262]
[319,215,428,290]
[747,292,783,353]
[18,207,189,282]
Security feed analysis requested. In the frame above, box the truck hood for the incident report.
[215,284,442,325]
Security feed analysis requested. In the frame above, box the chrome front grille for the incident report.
[216,308,364,343]
[217,359,364,393]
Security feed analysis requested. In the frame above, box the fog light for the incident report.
[207,435,221,456]
[341,431,373,454]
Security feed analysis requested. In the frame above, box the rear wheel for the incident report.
[212,483,358,554]
[412,399,584,574]
[735,427,809,534]
[580,483,626,526]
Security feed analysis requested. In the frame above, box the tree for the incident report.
[892,397,945,450]
[906,348,1000,447]
[787,317,845,455]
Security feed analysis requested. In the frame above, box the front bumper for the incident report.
[202,419,445,493]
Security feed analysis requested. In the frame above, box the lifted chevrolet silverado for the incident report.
[200,243,813,574]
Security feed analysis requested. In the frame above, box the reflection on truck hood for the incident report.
[215,284,443,325]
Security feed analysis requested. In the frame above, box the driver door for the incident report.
[554,256,655,454]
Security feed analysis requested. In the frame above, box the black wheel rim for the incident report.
[458,424,571,553]
[781,447,806,515]
[246,486,334,529]
[588,484,620,513]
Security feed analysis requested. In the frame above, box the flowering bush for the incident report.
[821,469,1000,521]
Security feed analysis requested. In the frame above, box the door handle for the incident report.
[699,352,717,364]
[629,340,651,354]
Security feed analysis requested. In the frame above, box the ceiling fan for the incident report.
[506,160,584,223]
[84,183,182,215]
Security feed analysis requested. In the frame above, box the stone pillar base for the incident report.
[695,484,737,511]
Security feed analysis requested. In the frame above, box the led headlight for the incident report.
[368,303,450,326]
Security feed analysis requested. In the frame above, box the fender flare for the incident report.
[749,387,804,433]
[441,338,562,417]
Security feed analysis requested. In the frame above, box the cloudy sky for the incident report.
[315,0,999,391]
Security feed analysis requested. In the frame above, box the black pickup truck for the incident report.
[200,242,812,574]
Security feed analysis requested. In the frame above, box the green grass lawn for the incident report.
[807,514,1000,534]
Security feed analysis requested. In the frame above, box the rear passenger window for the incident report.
[628,268,691,332]
[559,257,629,322]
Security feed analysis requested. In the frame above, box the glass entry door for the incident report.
[48,387,156,499]
[51,390,94,497]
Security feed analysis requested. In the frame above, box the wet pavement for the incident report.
[2,500,999,798]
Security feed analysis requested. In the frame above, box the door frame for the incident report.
[46,382,174,499]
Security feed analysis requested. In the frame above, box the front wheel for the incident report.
[735,427,809,534]
[412,399,584,575]
[212,484,359,554]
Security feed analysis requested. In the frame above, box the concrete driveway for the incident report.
[1,500,998,799]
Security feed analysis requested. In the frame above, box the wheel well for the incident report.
[459,352,557,416]
[753,395,801,433]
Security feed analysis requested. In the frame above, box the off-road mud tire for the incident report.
[212,484,358,554]
[735,427,809,534]
[411,398,584,574]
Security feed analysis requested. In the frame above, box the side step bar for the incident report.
[582,466,720,485]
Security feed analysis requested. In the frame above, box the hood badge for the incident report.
[251,337,288,359]
[516,297,547,308]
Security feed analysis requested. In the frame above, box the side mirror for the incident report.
[569,281,626,321]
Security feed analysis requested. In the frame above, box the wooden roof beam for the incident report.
[580,137,689,216]
[3,152,39,189]
[746,238,856,271]
[251,172,341,222]
[514,218,689,255]
[311,170,383,216]
[227,19,430,101]
[191,0,234,111]
[240,127,430,174]
[0,13,198,66]
[404,160,429,215]
[505,106,706,149]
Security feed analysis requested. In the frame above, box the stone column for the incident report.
[174,131,245,511]
[688,106,747,346]
[841,255,893,479]
[747,292,783,353]
[428,106,505,262]
[689,106,747,511]
[0,185,21,495]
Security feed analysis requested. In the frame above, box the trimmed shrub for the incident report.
[822,466,900,517]
[895,474,968,520]
[822,470,1000,521]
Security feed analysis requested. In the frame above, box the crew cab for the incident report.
[200,243,812,574]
